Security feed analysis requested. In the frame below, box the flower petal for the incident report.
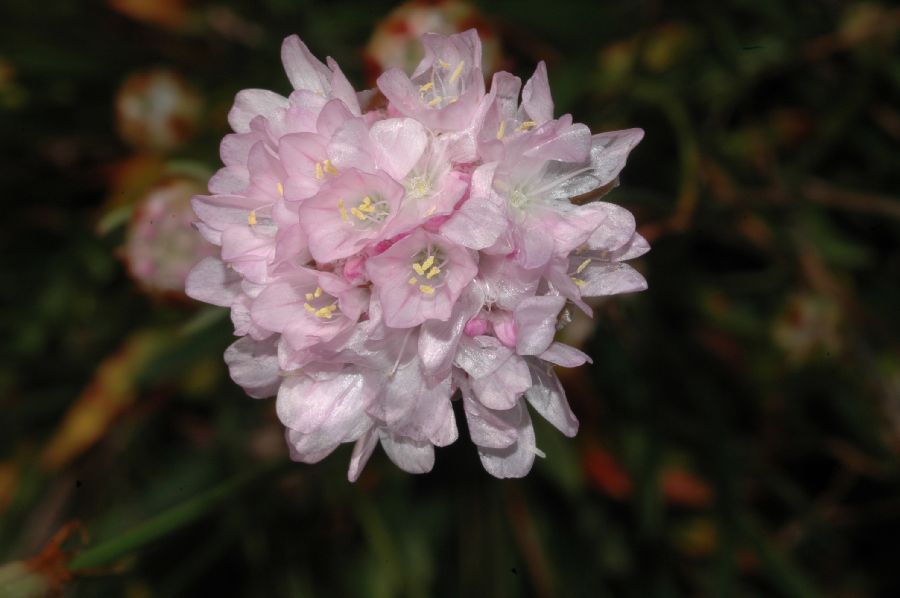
[224,336,281,398]
[522,61,553,124]
[347,426,378,482]
[185,257,242,307]
[379,432,435,474]
[370,117,428,181]
[514,295,566,356]
[440,196,507,250]
[476,401,538,478]
[281,35,331,94]
[228,89,288,133]
[524,357,578,437]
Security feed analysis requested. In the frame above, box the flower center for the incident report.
[314,159,337,180]
[405,175,432,199]
[407,246,447,296]
[569,255,592,288]
[337,194,390,229]
[417,59,466,110]
[509,188,530,209]
[302,286,339,320]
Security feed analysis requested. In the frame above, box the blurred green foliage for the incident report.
[1,1,899,596]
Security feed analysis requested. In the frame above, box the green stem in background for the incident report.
[740,515,821,598]
[68,459,289,571]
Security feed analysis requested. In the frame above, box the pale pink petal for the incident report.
[378,432,435,474]
[584,202,637,252]
[430,402,459,447]
[325,56,361,115]
[277,368,374,433]
[539,342,591,367]
[522,61,553,124]
[522,119,591,163]
[476,401,538,478]
[347,427,378,482]
[228,89,288,133]
[577,262,648,296]
[375,68,421,117]
[454,335,514,379]
[470,352,531,410]
[545,129,644,200]
[418,283,484,375]
[230,293,272,340]
[462,393,517,449]
[514,224,555,270]
[328,118,376,172]
[477,254,542,310]
[220,132,261,167]
[514,295,566,355]
[208,166,249,194]
[250,279,309,332]
[185,257,241,306]
[612,232,651,261]
[224,336,281,399]
[370,117,428,181]
[524,357,578,437]
[281,35,330,94]
[440,196,507,250]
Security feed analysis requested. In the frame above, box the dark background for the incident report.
[2,1,899,596]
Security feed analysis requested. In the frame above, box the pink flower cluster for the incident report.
[186,30,647,479]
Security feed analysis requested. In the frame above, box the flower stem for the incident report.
[67,459,289,571]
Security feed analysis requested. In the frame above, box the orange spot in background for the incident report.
[0,462,17,513]
[661,466,714,508]
[24,521,88,594]
[583,445,633,500]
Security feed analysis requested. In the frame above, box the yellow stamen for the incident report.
[419,284,435,295]
[496,120,506,140]
[408,277,418,285]
[426,267,441,279]
[314,287,323,298]
[359,196,375,213]
[338,198,348,221]
[304,303,316,313]
[277,182,284,196]
[517,120,537,131]
[576,258,591,274]
[412,263,426,276]
[427,96,443,107]
[419,81,434,92]
[449,61,465,84]
[247,210,257,226]
[305,292,314,301]
[315,305,336,319]
[437,59,450,69]
[420,256,435,270]
[351,207,366,220]
[315,162,324,180]
[323,160,337,174]
[572,277,585,287]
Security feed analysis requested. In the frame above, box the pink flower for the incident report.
[124,177,217,296]
[377,30,486,132]
[298,168,407,263]
[366,228,477,328]
[187,29,648,481]
[251,267,367,350]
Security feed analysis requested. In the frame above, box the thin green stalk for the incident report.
[68,459,289,570]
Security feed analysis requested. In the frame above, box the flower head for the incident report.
[187,29,647,480]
